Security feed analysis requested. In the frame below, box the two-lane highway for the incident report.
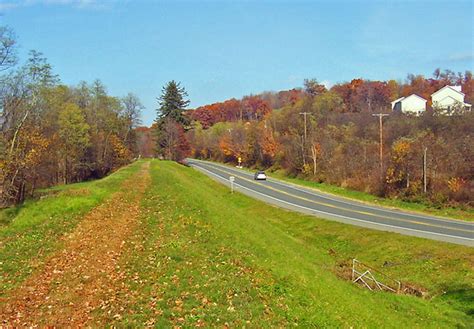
[187,159,473,246]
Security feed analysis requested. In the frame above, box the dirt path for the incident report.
[0,161,151,327]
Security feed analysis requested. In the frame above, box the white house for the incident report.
[431,85,472,111]
[391,94,427,115]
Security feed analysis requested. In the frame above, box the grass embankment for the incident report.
[0,160,144,293]
[269,169,474,221]
[108,160,472,327]
[0,160,472,327]
[202,160,473,221]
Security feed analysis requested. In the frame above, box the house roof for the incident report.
[391,94,427,104]
[431,85,465,97]
[391,97,405,104]
[434,95,472,107]
[436,95,459,104]
[404,94,427,103]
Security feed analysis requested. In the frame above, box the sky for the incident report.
[1,0,473,125]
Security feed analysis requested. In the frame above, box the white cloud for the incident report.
[0,2,21,11]
[448,53,474,62]
[0,0,116,11]
[287,74,302,84]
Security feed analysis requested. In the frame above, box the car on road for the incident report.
[254,171,267,180]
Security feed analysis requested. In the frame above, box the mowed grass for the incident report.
[0,160,144,293]
[108,160,473,327]
[1,159,472,327]
[200,160,473,221]
[269,169,474,222]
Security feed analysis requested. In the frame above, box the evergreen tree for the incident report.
[156,80,190,126]
[155,81,191,160]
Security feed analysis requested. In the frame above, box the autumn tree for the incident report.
[218,122,247,162]
[121,92,144,153]
[1,50,58,204]
[26,50,59,87]
[0,26,17,71]
[241,95,271,121]
[1,27,143,206]
[304,79,327,98]
[187,69,473,208]
[312,91,344,116]
[159,118,190,161]
[260,122,278,166]
[155,81,191,160]
[135,126,155,158]
[58,103,90,183]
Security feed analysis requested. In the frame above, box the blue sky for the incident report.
[1,0,472,125]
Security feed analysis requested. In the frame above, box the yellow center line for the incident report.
[202,163,473,234]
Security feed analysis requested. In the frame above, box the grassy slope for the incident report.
[1,160,472,327]
[203,160,473,221]
[0,160,144,293]
[112,161,473,328]
[270,169,474,221]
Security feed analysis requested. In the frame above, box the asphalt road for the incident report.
[187,159,474,247]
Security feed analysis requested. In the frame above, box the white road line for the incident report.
[193,159,473,227]
[192,163,474,246]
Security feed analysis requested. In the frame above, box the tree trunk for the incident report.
[9,111,29,156]
[64,155,68,184]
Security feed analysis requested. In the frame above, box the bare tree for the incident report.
[160,117,189,161]
[0,26,17,71]
[121,92,143,142]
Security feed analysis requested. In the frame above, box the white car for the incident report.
[254,171,267,180]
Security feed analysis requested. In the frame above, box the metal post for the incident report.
[352,259,355,281]
[229,176,235,193]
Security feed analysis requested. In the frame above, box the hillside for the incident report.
[0,160,473,327]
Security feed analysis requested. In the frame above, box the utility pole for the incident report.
[423,147,428,193]
[372,113,389,181]
[299,112,310,142]
[299,112,311,166]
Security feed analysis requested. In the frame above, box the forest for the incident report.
[186,73,474,207]
[0,26,142,206]
[2,23,473,210]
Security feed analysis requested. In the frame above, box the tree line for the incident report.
[185,73,473,207]
[0,26,143,206]
[3,22,471,209]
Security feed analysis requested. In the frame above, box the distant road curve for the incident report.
[187,159,473,247]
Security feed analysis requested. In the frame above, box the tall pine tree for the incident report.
[155,81,190,160]
[156,80,190,126]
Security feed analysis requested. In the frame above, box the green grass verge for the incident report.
[0,160,144,293]
[201,160,473,221]
[270,169,473,222]
[109,160,473,327]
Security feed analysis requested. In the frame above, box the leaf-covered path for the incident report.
[0,160,472,327]
[0,161,151,327]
